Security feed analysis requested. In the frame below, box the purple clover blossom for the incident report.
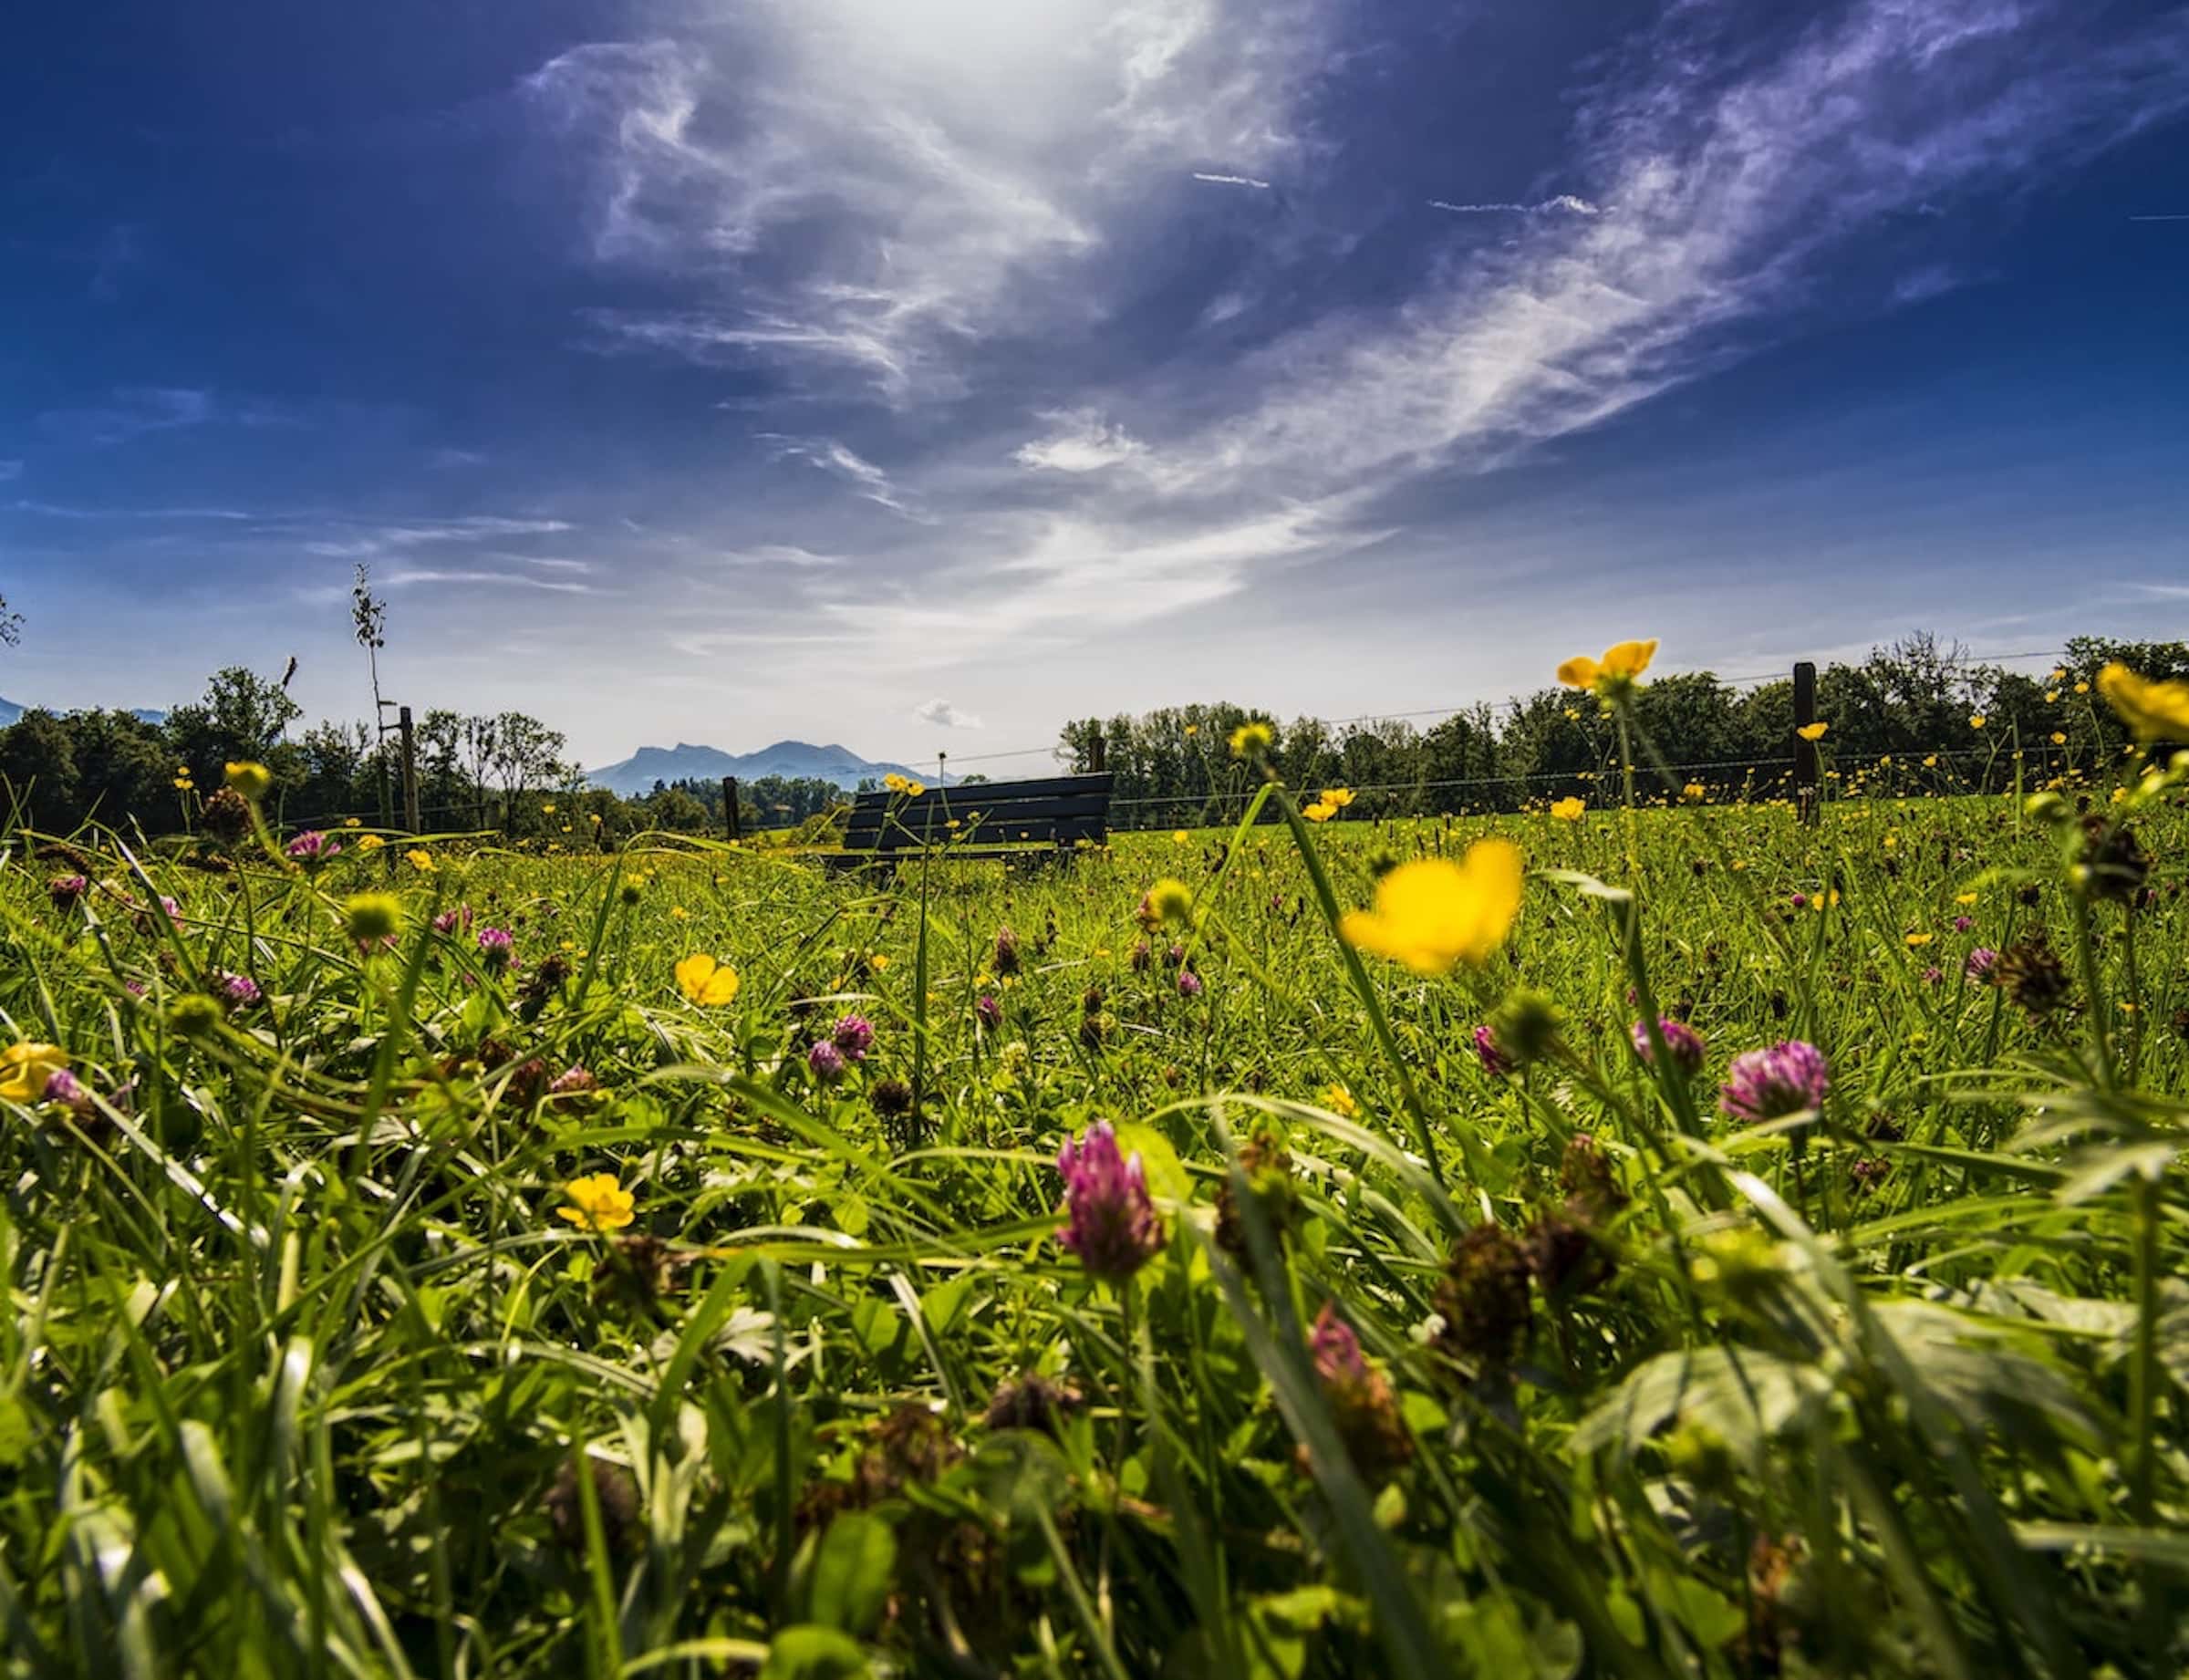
[975,993,1002,1031]
[1952,915,1974,934]
[1176,969,1204,999]
[1965,948,1999,984]
[1923,965,1945,986]
[42,1068,91,1113]
[48,875,89,909]
[548,1065,597,1099]
[831,1015,876,1062]
[1631,1017,1707,1079]
[1055,1120,1164,1281]
[1790,892,1809,909]
[1473,1023,1513,1078]
[477,927,515,971]
[285,831,340,866]
[432,906,474,937]
[808,1039,847,1084]
[219,973,263,1010]
[1718,1041,1831,1123]
[1310,1303,1369,1384]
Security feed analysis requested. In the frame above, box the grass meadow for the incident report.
[3,708,2186,1677]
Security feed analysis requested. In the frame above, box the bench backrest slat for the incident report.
[841,773,1113,855]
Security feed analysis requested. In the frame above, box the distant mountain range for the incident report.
[0,696,167,727]
[586,739,929,798]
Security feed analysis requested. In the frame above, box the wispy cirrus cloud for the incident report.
[756,434,920,517]
[36,387,213,447]
[300,515,575,558]
[526,1,1327,405]
[1426,194,1600,216]
[1155,0,2189,502]
[380,567,597,594]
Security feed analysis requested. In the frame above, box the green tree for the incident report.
[0,710,81,832]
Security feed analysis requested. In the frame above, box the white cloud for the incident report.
[721,544,844,568]
[36,387,213,447]
[1012,410,1150,473]
[1426,194,1601,216]
[913,697,983,729]
[380,568,597,595]
[0,461,22,482]
[757,434,919,515]
[528,2,1327,402]
[1162,0,2189,500]
[1192,171,1271,190]
[302,516,575,559]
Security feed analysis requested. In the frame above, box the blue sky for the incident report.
[4,0,2186,772]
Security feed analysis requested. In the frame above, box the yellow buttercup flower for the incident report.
[1229,720,1275,759]
[1339,839,1522,976]
[406,848,435,873]
[2050,731,2067,745]
[1955,892,1977,905]
[1556,639,1656,697]
[2096,663,2189,743]
[1145,877,1196,925]
[1904,932,1934,948]
[1795,722,1828,742]
[223,761,273,801]
[1968,714,1987,730]
[1923,755,1938,768]
[358,834,386,852]
[675,953,742,1006]
[1,1042,69,1104]
[557,1173,635,1233]
[1322,788,1354,809]
[1303,801,1336,822]
[1323,1084,1360,1119]
[1549,796,1585,822]
[1682,783,1707,803]
[1172,829,1190,845]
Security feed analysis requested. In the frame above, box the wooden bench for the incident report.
[829,773,1114,873]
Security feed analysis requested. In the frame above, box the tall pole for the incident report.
[399,705,421,834]
[1792,661,1820,826]
[723,776,742,842]
[1091,727,1106,774]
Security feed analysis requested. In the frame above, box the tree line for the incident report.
[0,665,872,844]
[3,631,2181,843]
[1057,634,2189,827]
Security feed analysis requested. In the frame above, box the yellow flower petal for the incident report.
[1796,721,1828,742]
[557,1173,636,1233]
[1555,655,1601,690]
[0,1042,69,1104]
[675,953,741,1006]
[1339,839,1522,976]
[2096,663,2189,743]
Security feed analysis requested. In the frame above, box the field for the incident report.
[3,726,2186,1677]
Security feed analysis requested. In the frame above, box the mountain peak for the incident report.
[586,738,928,797]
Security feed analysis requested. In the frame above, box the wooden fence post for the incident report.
[1090,727,1105,774]
[723,776,742,842]
[1792,661,1820,826]
[399,706,421,834]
